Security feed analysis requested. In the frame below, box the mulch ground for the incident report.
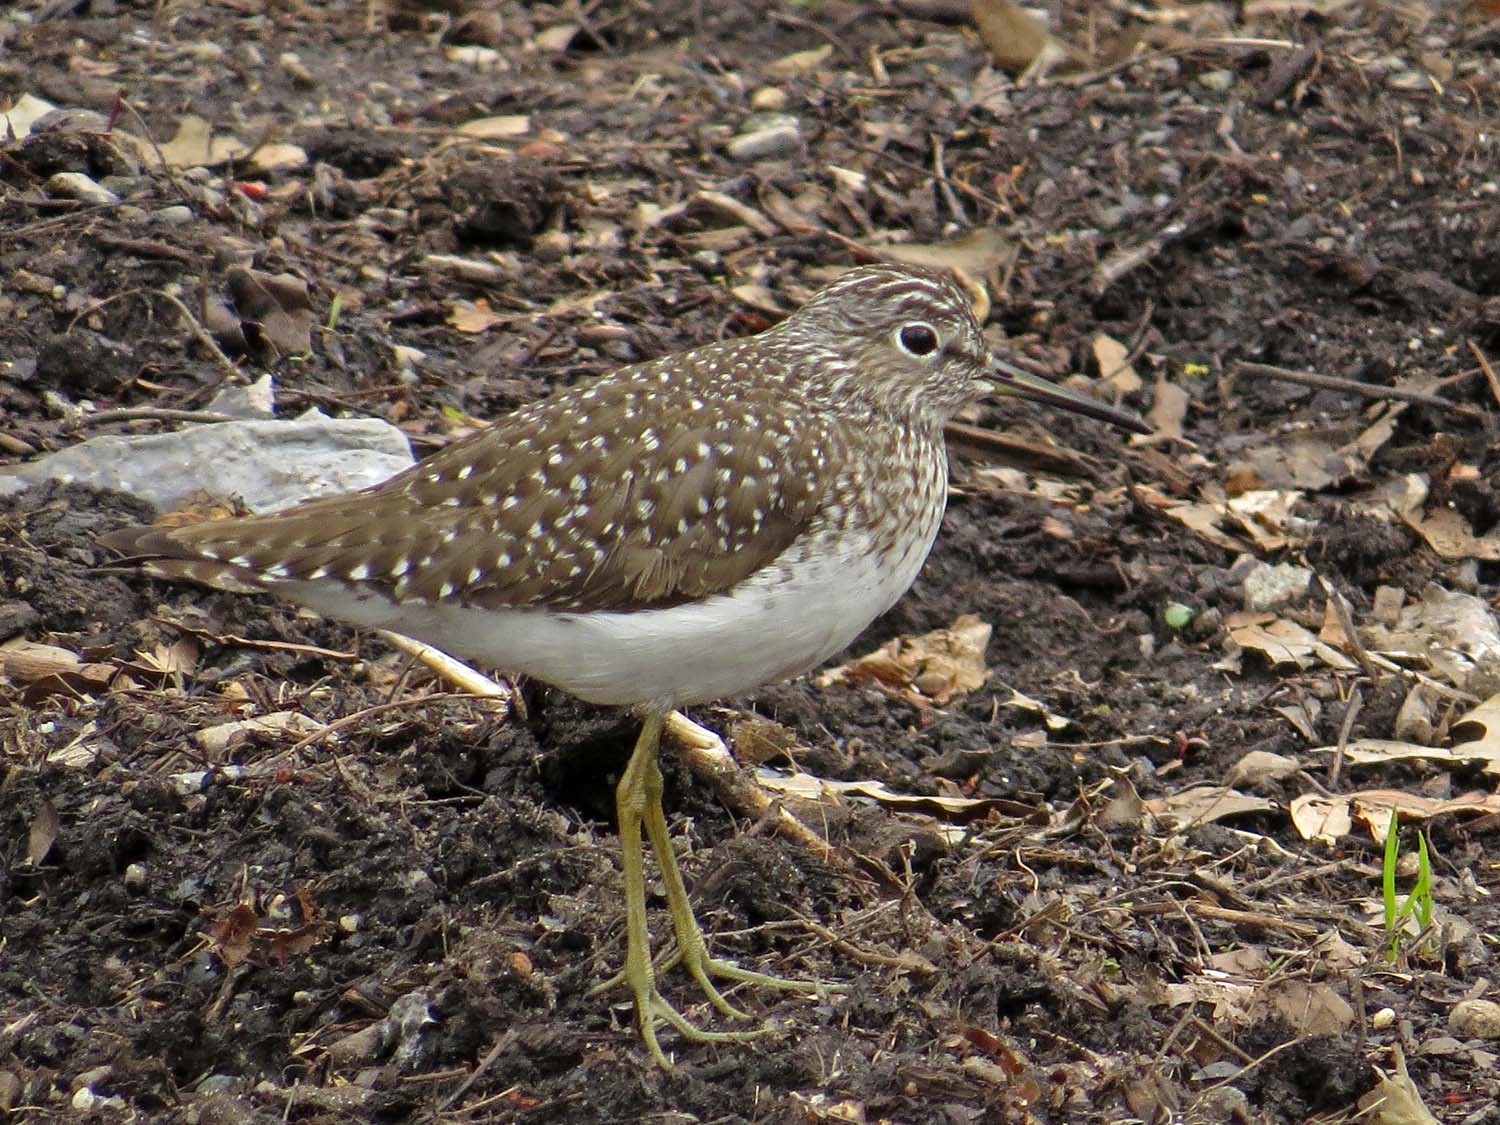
[3,1,1500,1121]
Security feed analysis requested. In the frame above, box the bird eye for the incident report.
[897,323,939,357]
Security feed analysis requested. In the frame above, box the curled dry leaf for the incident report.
[1311,735,1500,775]
[1402,501,1500,561]
[1358,1044,1440,1125]
[1,639,118,698]
[1141,785,1275,829]
[755,768,1021,824]
[1290,787,1500,844]
[26,800,60,866]
[1227,612,1357,672]
[815,613,991,706]
[1132,483,1253,553]
[208,888,327,969]
[1449,694,1500,774]
[226,268,313,357]
[1288,793,1353,845]
[192,710,328,756]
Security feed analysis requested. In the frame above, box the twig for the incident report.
[1090,220,1188,295]
[376,630,520,720]
[931,134,968,226]
[70,407,239,430]
[1319,577,1379,682]
[1330,684,1362,792]
[664,711,852,870]
[1235,361,1485,419]
[436,1031,518,1113]
[1467,338,1500,411]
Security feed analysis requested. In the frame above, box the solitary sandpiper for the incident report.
[103,263,1148,1066]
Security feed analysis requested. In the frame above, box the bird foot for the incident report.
[594,947,841,1068]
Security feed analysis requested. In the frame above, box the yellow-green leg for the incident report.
[593,708,836,1068]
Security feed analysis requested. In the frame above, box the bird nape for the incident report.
[102,263,1149,1067]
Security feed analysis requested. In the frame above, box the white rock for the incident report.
[1241,562,1313,612]
[0,410,414,513]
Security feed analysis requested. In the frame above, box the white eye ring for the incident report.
[895,322,940,357]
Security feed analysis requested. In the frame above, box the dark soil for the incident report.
[3,1,1499,1122]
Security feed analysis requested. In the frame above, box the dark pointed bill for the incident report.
[992,359,1152,435]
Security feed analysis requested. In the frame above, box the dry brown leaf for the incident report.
[1359,1044,1440,1125]
[1312,929,1367,972]
[447,300,510,334]
[1232,432,1365,492]
[1288,793,1353,844]
[1225,489,1306,550]
[1162,977,1257,1023]
[870,228,1013,280]
[1310,735,1500,775]
[26,800,60,866]
[209,903,260,968]
[227,268,313,357]
[1142,785,1275,828]
[1291,787,1500,843]
[1228,613,1357,672]
[866,229,1013,322]
[1132,484,1254,552]
[533,23,579,51]
[1254,980,1354,1038]
[971,0,1066,74]
[1145,377,1188,441]
[1402,504,1500,561]
[123,639,200,681]
[816,614,991,706]
[1447,695,1500,773]
[157,114,250,169]
[1092,334,1141,395]
[1207,946,1268,975]
[248,143,308,173]
[0,638,117,698]
[755,768,1025,823]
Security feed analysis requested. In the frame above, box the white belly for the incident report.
[279,509,943,708]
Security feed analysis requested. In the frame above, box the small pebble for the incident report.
[532,229,571,263]
[750,86,787,111]
[156,205,196,228]
[46,172,119,206]
[1449,998,1500,1040]
[278,50,316,86]
[727,114,802,162]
